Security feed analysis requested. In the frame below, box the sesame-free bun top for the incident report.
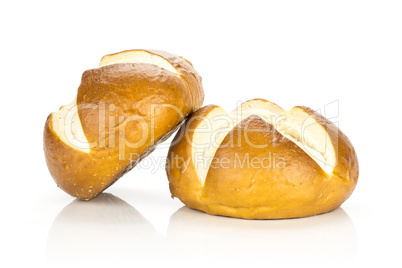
[44,49,204,200]
[166,99,358,219]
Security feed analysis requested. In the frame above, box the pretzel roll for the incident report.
[166,99,358,219]
[44,49,204,200]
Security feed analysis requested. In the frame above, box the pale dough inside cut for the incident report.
[52,99,91,153]
[52,50,178,152]
[191,100,337,185]
[99,50,178,74]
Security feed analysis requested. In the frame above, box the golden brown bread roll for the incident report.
[44,49,204,200]
[166,99,358,219]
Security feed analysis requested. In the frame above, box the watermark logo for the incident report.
[60,99,339,170]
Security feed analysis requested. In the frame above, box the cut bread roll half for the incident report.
[166,99,358,219]
[44,49,204,200]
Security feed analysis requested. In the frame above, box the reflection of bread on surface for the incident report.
[167,99,358,219]
[47,193,160,259]
[167,206,358,261]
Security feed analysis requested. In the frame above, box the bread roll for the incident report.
[44,49,204,200]
[166,99,358,219]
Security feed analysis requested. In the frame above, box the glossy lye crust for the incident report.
[166,101,358,219]
[44,50,204,200]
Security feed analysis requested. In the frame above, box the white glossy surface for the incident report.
[1,1,402,267]
[47,194,357,262]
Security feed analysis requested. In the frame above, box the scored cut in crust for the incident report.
[191,99,336,185]
[52,50,181,154]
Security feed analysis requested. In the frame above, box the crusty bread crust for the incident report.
[166,100,358,219]
[44,50,204,200]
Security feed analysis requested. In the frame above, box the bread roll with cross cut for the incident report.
[166,99,358,219]
[44,49,204,200]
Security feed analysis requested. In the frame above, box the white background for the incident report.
[1,0,401,267]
